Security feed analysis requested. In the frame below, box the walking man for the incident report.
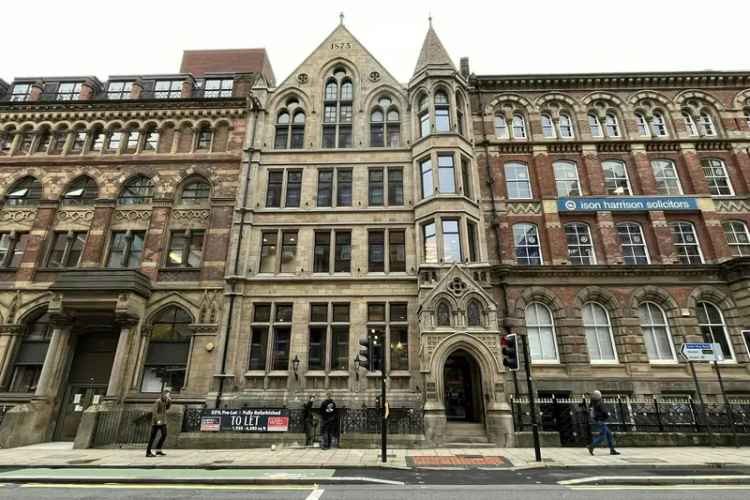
[587,390,620,456]
[319,392,337,449]
[146,390,171,457]
[303,395,316,446]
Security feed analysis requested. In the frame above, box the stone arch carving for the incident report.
[629,286,679,317]
[732,89,750,110]
[0,171,45,200]
[674,89,725,110]
[686,285,735,312]
[169,167,215,199]
[144,300,196,329]
[574,286,622,318]
[484,93,534,116]
[429,332,502,406]
[319,58,361,88]
[362,83,407,114]
[534,92,581,113]
[628,90,674,110]
[513,286,565,320]
[267,87,313,114]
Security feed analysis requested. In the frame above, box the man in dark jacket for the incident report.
[319,392,337,449]
[146,390,171,457]
[302,395,316,446]
[587,390,620,456]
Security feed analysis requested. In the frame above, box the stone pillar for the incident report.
[0,325,22,390]
[703,210,733,263]
[648,211,675,264]
[201,200,233,281]
[532,147,555,198]
[731,144,750,193]
[596,211,623,264]
[680,145,710,195]
[542,210,567,265]
[79,199,116,267]
[140,199,172,280]
[106,316,139,398]
[630,144,657,195]
[34,319,72,399]
[17,200,58,282]
[582,146,605,195]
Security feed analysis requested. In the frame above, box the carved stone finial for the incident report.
[428,13,432,28]
[339,12,344,25]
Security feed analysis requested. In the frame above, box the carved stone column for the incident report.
[34,313,73,399]
[106,315,139,398]
[79,198,116,267]
[0,324,23,390]
[140,198,172,280]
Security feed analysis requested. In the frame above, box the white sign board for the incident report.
[680,343,724,362]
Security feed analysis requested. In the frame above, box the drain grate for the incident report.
[66,459,99,465]
[621,458,667,464]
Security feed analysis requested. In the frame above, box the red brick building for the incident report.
[0,49,273,447]
[470,71,750,400]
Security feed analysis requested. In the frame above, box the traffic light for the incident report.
[357,334,370,372]
[501,333,519,371]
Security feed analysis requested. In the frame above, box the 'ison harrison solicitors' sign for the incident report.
[558,196,699,212]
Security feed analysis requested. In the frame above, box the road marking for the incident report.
[20,483,314,491]
[306,487,325,500]
[569,485,750,491]
[560,475,750,486]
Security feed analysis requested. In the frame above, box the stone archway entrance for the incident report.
[444,349,483,423]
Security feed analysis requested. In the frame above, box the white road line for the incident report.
[306,487,325,500]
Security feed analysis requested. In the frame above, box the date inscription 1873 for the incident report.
[331,42,352,50]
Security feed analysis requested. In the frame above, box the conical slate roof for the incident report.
[413,23,456,75]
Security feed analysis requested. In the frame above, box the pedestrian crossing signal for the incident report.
[501,333,519,371]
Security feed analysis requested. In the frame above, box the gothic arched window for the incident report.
[467,300,482,327]
[141,305,193,393]
[437,302,451,327]
[322,68,353,148]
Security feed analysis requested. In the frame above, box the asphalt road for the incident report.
[2,483,750,500]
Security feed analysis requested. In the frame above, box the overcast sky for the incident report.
[3,0,748,85]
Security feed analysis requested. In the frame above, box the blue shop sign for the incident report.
[558,196,699,212]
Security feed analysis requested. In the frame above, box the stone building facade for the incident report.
[0,18,748,449]
[0,51,273,447]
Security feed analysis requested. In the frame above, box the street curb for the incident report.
[0,476,405,486]
[512,463,750,472]
[0,464,411,471]
[560,475,750,486]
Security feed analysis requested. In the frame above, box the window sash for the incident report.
[368,231,385,272]
[334,231,351,272]
[617,223,650,264]
[388,230,406,272]
[421,159,433,199]
[442,219,462,263]
[313,232,331,273]
[317,170,333,207]
[438,155,456,193]
[368,168,384,206]
[388,168,404,205]
[513,224,542,265]
[423,223,437,264]
[670,222,703,264]
[285,170,302,207]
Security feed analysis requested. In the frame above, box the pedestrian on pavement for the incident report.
[146,390,171,458]
[319,392,337,450]
[587,390,620,456]
[303,395,316,446]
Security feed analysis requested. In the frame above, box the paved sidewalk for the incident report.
[1,442,750,469]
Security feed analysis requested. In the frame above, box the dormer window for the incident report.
[56,82,82,101]
[154,80,182,99]
[203,78,233,98]
[107,81,133,100]
[10,83,31,102]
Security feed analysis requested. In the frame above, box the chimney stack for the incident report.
[460,57,470,78]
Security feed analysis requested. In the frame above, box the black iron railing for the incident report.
[511,395,750,446]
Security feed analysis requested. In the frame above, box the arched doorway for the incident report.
[443,349,483,423]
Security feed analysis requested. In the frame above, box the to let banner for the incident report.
[199,408,290,432]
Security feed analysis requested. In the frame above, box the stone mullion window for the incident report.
[387,167,404,206]
[106,230,146,268]
[369,227,410,274]
[366,302,408,374]
[0,232,30,268]
[45,231,87,268]
[165,229,205,268]
[308,303,350,374]
[249,303,293,373]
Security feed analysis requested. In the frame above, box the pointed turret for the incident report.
[413,19,456,76]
